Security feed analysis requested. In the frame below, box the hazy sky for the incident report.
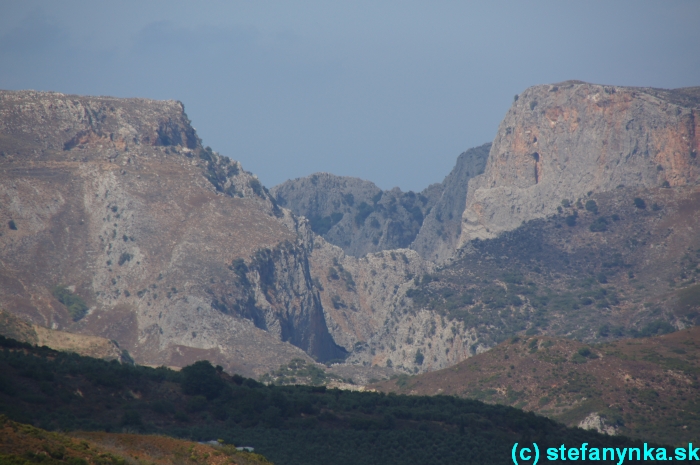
[1,1,698,191]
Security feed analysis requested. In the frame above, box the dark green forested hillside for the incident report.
[0,336,656,465]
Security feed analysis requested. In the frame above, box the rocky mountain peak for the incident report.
[458,81,700,246]
[0,90,199,159]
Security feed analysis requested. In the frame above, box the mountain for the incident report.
[271,174,440,257]
[458,81,700,245]
[271,143,490,262]
[372,327,700,446]
[0,90,347,377]
[1,81,699,387]
[1,81,700,456]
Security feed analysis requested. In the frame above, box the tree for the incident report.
[584,200,598,214]
[181,360,225,400]
[414,350,424,365]
[51,285,88,321]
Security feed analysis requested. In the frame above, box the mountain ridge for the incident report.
[1,81,699,387]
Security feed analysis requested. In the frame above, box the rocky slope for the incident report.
[373,327,700,445]
[405,183,700,347]
[458,81,700,245]
[0,90,346,377]
[0,89,480,381]
[0,309,126,361]
[271,173,439,256]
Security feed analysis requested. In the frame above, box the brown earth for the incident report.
[0,415,271,465]
[373,328,700,445]
[0,309,124,361]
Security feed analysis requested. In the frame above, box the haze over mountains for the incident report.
[1,81,699,439]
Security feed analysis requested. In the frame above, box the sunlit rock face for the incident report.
[458,81,700,245]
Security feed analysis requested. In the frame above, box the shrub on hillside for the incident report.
[51,285,88,321]
[180,360,225,400]
[584,200,598,214]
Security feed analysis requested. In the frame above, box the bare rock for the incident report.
[412,143,489,262]
[0,90,341,377]
[579,412,618,436]
[458,82,700,246]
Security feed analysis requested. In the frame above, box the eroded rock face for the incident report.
[0,90,343,376]
[579,413,618,436]
[458,82,700,245]
[308,238,483,374]
[411,143,489,262]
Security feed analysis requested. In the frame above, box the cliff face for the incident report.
[0,90,344,376]
[458,82,700,245]
[307,239,482,373]
[411,143,489,262]
[0,89,481,380]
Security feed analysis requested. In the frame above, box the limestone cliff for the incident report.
[411,143,489,262]
[0,90,343,377]
[306,238,485,374]
[458,82,700,246]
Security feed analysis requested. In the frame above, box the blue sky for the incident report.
[1,1,698,191]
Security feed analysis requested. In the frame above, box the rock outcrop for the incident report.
[458,82,700,245]
[0,309,125,361]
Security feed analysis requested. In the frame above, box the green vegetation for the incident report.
[308,212,343,235]
[630,320,675,338]
[354,202,374,226]
[249,178,264,197]
[589,216,608,232]
[259,359,344,386]
[633,197,646,209]
[570,347,598,364]
[677,283,700,315]
[414,350,424,365]
[50,285,88,321]
[117,252,132,266]
[584,200,598,214]
[0,336,650,465]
